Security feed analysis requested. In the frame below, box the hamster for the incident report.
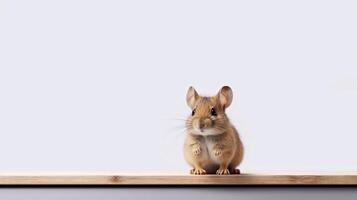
[184,86,244,175]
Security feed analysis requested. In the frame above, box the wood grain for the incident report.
[0,172,357,185]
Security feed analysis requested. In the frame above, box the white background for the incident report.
[0,0,356,172]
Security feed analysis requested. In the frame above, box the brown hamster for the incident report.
[184,86,244,175]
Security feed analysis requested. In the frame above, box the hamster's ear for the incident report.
[217,86,233,110]
[186,86,198,109]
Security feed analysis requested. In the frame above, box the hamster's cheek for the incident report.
[192,119,200,130]
[193,127,202,135]
[210,116,217,121]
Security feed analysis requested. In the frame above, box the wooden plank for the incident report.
[0,172,357,185]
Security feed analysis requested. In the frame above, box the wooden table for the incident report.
[0,172,357,185]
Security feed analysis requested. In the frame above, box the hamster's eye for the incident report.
[210,108,217,116]
[191,109,196,116]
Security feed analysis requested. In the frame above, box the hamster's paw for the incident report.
[190,168,206,175]
[230,168,241,174]
[214,150,222,157]
[216,168,230,175]
[192,147,201,156]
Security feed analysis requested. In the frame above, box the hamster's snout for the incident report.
[194,118,212,132]
[199,123,207,130]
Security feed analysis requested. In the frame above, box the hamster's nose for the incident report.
[199,122,208,129]
[198,119,211,130]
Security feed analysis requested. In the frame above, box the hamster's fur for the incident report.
[184,86,244,175]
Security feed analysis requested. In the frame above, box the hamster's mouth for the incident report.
[193,127,222,136]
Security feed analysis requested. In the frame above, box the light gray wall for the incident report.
[0,0,356,172]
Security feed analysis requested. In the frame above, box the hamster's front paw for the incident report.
[192,147,201,156]
[190,168,206,175]
[216,168,230,175]
[214,149,222,157]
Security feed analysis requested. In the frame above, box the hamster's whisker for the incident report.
[166,124,188,134]
[168,119,187,121]
[163,117,189,121]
